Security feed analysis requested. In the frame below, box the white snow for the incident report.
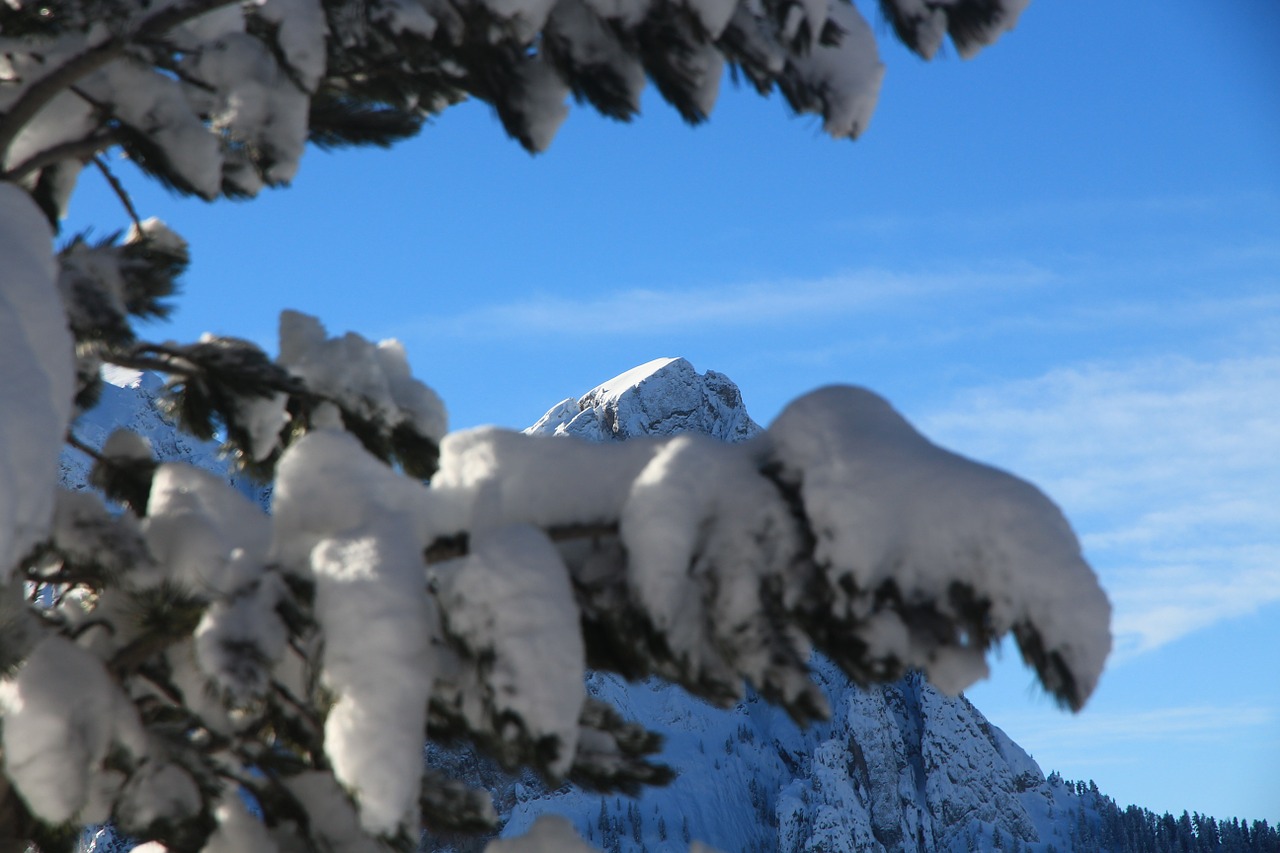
[0,183,74,583]
[433,524,586,776]
[274,430,437,835]
[789,1,884,139]
[585,357,682,402]
[887,0,950,59]
[143,463,272,597]
[202,791,280,853]
[115,761,204,835]
[767,385,1111,702]
[127,217,189,257]
[544,0,646,112]
[81,60,224,199]
[512,55,571,152]
[619,433,807,699]
[179,32,308,187]
[100,364,164,393]
[271,428,435,569]
[0,635,146,824]
[528,357,761,442]
[371,0,440,38]
[2,88,94,189]
[311,534,436,834]
[172,3,246,46]
[881,0,1032,58]
[38,348,1113,853]
[580,0,652,25]
[486,814,601,852]
[278,311,448,444]
[230,389,289,463]
[100,426,155,464]
[283,772,383,853]
[257,0,330,91]
[479,0,561,42]
[193,570,289,702]
[433,426,659,533]
[683,0,737,39]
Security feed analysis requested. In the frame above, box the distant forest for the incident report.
[1053,774,1279,853]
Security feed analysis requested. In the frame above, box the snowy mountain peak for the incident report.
[100,364,166,394]
[526,357,761,443]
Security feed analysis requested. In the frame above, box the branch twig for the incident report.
[92,154,143,231]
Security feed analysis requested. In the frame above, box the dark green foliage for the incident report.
[877,0,1009,57]
[419,769,500,834]
[26,820,82,853]
[32,490,151,590]
[307,93,426,150]
[155,336,297,470]
[125,581,205,643]
[633,4,717,124]
[543,0,643,120]
[567,699,674,794]
[57,226,185,347]
[89,432,159,515]
[113,119,220,200]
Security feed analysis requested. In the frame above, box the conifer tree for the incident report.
[0,1,1118,851]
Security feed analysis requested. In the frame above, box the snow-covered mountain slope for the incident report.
[61,366,267,507]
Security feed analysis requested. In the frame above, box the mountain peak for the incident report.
[526,357,761,443]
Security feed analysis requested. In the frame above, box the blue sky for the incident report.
[65,0,1278,827]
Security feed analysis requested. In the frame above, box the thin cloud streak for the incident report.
[401,266,1053,339]
[828,190,1280,243]
[1107,557,1280,661]
[994,704,1277,751]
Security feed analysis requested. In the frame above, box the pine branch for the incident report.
[307,94,424,150]
[0,0,240,161]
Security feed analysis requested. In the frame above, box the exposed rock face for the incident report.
[498,661,1073,853]
[774,666,1056,853]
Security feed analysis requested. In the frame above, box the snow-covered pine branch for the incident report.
[2,0,1029,221]
[3,317,1109,851]
[0,0,1098,849]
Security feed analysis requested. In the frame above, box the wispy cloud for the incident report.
[1107,556,1280,660]
[828,190,1280,243]
[398,265,1053,339]
[922,354,1280,660]
[995,704,1277,753]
